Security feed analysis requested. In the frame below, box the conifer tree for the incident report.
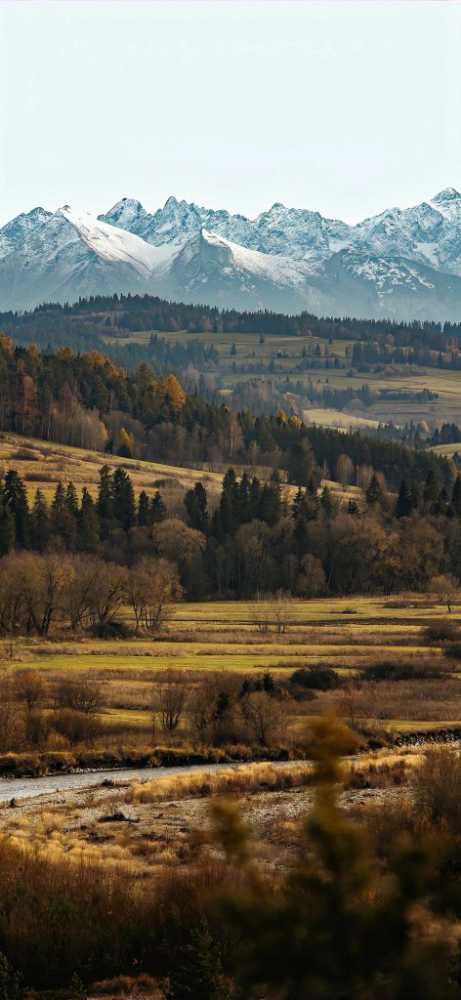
[0,484,15,556]
[51,481,77,549]
[51,481,65,516]
[218,469,238,536]
[4,470,29,548]
[423,470,440,509]
[259,482,281,526]
[65,481,79,517]
[366,473,382,506]
[237,471,251,524]
[395,479,413,518]
[137,489,150,527]
[452,474,461,517]
[30,489,50,552]
[184,482,208,533]
[78,488,99,551]
[112,468,135,530]
[97,465,113,522]
[249,476,262,520]
[151,491,167,524]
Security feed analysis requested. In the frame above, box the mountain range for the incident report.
[2,188,461,319]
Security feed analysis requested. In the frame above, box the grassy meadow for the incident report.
[0,431,225,505]
[4,594,461,743]
[0,430,365,508]
[105,326,461,427]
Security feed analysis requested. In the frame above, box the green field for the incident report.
[104,326,461,427]
[5,594,461,738]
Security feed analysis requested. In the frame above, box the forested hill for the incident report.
[2,293,461,359]
[0,335,449,490]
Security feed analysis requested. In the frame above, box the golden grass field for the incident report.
[4,594,461,738]
[0,431,364,506]
[0,431,225,504]
[104,326,461,426]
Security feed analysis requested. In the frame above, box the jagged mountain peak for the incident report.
[433,186,461,204]
[2,186,461,319]
[1,205,51,233]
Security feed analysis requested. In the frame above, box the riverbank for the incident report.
[0,743,303,781]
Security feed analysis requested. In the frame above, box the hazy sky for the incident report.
[1,0,460,226]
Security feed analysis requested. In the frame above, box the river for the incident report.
[0,762,250,805]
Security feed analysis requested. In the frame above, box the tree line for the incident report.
[4,292,461,369]
[2,462,461,604]
[0,337,449,487]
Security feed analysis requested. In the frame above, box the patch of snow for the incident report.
[201,229,312,285]
[58,207,176,277]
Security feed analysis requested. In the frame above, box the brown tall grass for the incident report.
[125,761,313,804]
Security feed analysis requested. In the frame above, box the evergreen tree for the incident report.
[236,472,251,524]
[184,482,208,533]
[294,514,310,556]
[51,482,77,549]
[366,473,382,506]
[218,469,238,536]
[259,482,282,526]
[395,479,413,519]
[65,481,79,517]
[4,470,29,548]
[434,486,450,517]
[30,489,50,552]
[112,468,135,531]
[409,482,420,513]
[423,470,440,509]
[452,475,461,517]
[249,476,262,520]
[137,489,150,527]
[78,488,100,551]
[0,484,15,556]
[51,481,65,517]
[96,465,113,532]
[151,491,167,524]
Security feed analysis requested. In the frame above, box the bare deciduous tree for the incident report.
[240,691,283,747]
[431,574,460,614]
[56,677,103,715]
[156,670,187,733]
[15,670,46,711]
[126,557,181,632]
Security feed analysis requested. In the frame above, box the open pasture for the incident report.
[0,430,225,503]
[0,431,363,507]
[4,594,461,739]
[105,327,461,425]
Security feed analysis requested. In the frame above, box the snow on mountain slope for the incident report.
[164,228,325,313]
[200,229,312,284]
[58,206,175,277]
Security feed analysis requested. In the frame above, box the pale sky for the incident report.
[0,0,460,227]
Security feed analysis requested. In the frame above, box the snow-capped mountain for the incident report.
[3,188,461,319]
